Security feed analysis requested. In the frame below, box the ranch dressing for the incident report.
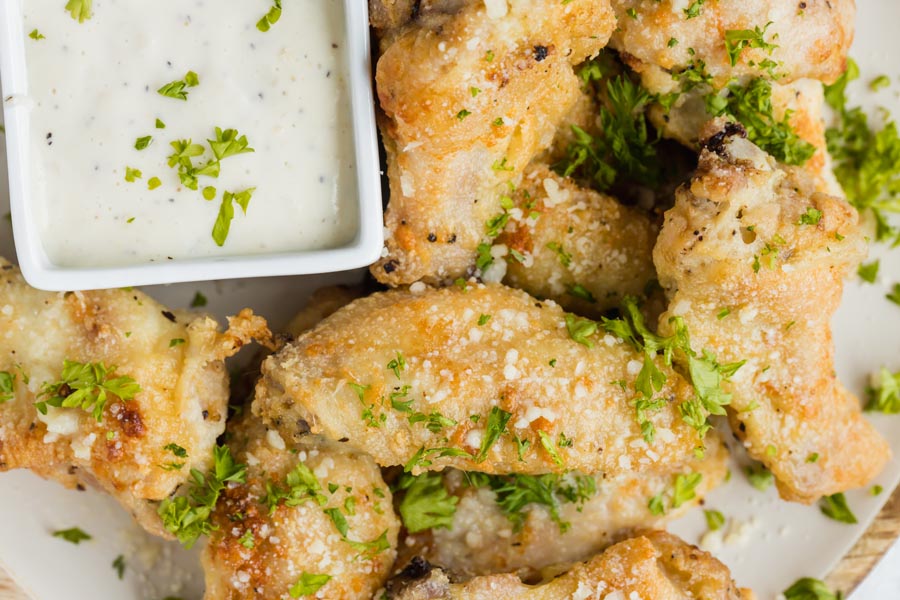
[23,0,358,267]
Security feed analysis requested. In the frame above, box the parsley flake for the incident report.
[397,472,459,533]
[157,71,200,101]
[53,527,92,544]
[256,0,283,32]
[289,572,331,598]
[35,360,141,421]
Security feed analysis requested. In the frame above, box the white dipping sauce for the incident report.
[23,0,358,267]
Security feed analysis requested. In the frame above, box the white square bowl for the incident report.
[0,0,383,291]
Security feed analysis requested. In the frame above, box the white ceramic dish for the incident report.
[0,0,383,292]
[2,1,900,599]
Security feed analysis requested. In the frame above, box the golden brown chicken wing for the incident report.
[254,283,707,478]
[387,530,754,599]
[609,0,854,89]
[371,0,616,286]
[0,259,271,536]
[653,122,889,503]
[492,163,659,316]
[201,416,400,600]
[399,437,727,579]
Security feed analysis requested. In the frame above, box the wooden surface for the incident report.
[1,488,898,600]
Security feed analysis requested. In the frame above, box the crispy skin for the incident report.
[371,0,616,286]
[653,124,889,503]
[202,417,399,600]
[649,79,842,196]
[388,530,754,600]
[404,438,727,579]
[495,163,658,315]
[285,286,367,338]
[0,260,271,536]
[609,0,854,88]
[254,283,703,477]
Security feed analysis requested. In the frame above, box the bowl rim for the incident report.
[0,0,384,291]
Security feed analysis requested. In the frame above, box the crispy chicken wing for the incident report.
[653,123,889,503]
[400,437,727,579]
[387,530,754,599]
[609,0,854,88]
[493,163,659,315]
[254,283,704,477]
[202,416,400,600]
[371,0,616,286]
[0,260,271,536]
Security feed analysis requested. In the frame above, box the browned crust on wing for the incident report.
[653,125,889,503]
[371,0,616,286]
[254,283,704,477]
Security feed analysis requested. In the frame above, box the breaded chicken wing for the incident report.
[387,530,754,599]
[254,283,705,477]
[202,416,400,600]
[492,163,658,315]
[371,0,616,286]
[609,0,854,89]
[400,437,727,579]
[653,123,890,503]
[0,260,271,536]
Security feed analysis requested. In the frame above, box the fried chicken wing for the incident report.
[653,123,889,503]
[609,0,854,88]
[202,416,400,600]
[492,163,658,315]
[0,260,271,536]
[387,530,754,600]
[371,0,616,286]
[254,283,704,477]
[400,437,727,579]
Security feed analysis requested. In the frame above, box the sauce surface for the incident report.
[23,0,358,267]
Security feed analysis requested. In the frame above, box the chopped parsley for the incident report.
[546,241,572,267]
[238,530,254,549]
[387,352,407,379]
[704,509,725,531]
[820,493,857,524]
[169,338,185,348]
[212,188,256,247]
[867,367,900,413]
[29,29,46,40]
[397,471,459,533]
[683,0,704,19]
[724,23,777,67]
[826,59,900,245]
[602,297,744,440]
[112,555,126,579]
[478,313,491,326]
[557,73,661,190]
[647,472,703,515]
[456,109,471,120]
[872,485,884,496]
[344,530,390,558]
[134,136,152,151]
[124,167,142,182]
[65,0,92,23]
[190,291,208,308]
[538,430,563,466]
[858,260,880,283]
[745,463,774,492]
[263,462,326,515]
[783,578,843,600]
[565,314,598,347]
[35,360,141,421]
[155,118,166,129]
[474,406,512,462]
[466,471,596,533]
[157,71,200,101]
[0,371,16,404]
[52,527,92,544]
[157,445,247,548]
[256,0,283,32]
[289,573,331,598]
[870,75,891,92]
[798,207,823,226]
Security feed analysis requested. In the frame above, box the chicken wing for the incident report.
[0,260,271,536]
[653,122,890,503]
[399,437,727,579]
[371,0,616,286]
[202,416,400,600]
[387,530,754,600]
[254,283,706,477]
[609,0,854,89]
[490,163,658,315]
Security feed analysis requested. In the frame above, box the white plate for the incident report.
[1,1,900,598]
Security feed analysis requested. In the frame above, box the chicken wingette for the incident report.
[0,259,271,536]
[254,283,719,478]
[371,0,616,286]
